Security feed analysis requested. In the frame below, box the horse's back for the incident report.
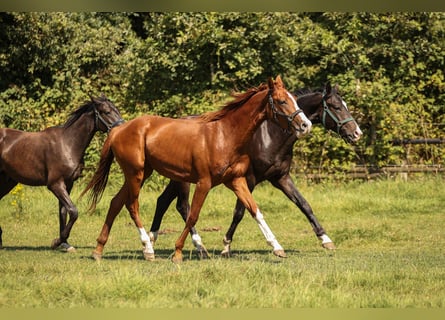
[0,128,26,155]
[109,115,203,182]
[0,127,57,185]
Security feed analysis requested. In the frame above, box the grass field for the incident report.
[0,175,444,308]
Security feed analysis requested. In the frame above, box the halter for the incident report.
[94,106,124,133]
[321,91,354,134]
[268,92,304,134]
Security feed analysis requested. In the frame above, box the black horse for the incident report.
[148,83,362,257]
[0,95,123,251]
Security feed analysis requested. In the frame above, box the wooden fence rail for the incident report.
[296,165,444,181]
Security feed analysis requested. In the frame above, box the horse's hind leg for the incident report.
[150,180,208,259]
[0,173,18,199]
[0,173,19,249]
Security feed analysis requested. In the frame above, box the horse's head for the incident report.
[267,75,312,137]
[320,83,362,143]
[90,94,124,133]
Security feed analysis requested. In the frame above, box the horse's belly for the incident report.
[151,158,197,184]
[1,149,47,186]
[2,164,46,186]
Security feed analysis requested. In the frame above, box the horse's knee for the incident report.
[176,201,190,219]
[68,206,79,222]
[186,215,198,227]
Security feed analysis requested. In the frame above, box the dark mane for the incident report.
[199,83,269,122]
[62,101,94,128]
[293,87,323,97]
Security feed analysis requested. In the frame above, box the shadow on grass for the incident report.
[80,248,303,262]
[0,245,94,252]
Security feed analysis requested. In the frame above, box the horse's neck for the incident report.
[62,114,96,161]
[254,121,297,156]
[300,93,322,125]
[220,92,268,146]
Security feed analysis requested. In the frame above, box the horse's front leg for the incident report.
[221,175,256,257]
[172,181,210,264]
[150,180,208,258]
[225,177,286,258]
[56,204,76,252]
[48,181,78,252]
[125,171,155,261]
[270,174,335,250]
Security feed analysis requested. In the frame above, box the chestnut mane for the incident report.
[199,83,269,122]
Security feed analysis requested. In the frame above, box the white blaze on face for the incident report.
[342,99,349,111]
[341,99,363,139]
[286,91,311,131]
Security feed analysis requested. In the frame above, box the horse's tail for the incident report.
[81,137,115,212]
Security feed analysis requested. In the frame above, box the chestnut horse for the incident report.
[0,95,123,251]
[82,76,312,263]
[148,83,362,258]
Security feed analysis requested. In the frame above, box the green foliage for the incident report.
[0,12,444,180]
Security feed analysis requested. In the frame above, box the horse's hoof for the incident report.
[171,253,183,264]
[51,238,61,249]
[197,246,210,259]
[221,249,232,258]
[143,252,155,261]
[92,251,103,261]
[59,242,76,253]
[273,249,287,258]
[149,232,157,246]
[322,242,336,250]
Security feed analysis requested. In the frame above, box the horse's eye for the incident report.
[279,100,286,105]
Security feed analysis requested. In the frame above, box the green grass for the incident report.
[0,176,444,308]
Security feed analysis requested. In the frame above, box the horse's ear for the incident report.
[333,83,339,93]
[268,77,275,89]
[324,82,332,94]
[275,75,283,88]
[90,95,101,105]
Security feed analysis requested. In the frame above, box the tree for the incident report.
[1,12,443,181]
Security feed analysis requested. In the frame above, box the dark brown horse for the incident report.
[0,95,123,251]
[82,76,312,263]
[148,83,362,258]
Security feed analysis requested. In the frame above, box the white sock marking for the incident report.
[138,227,154,254]
[254,209,284,251]
[320,234,333,244]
